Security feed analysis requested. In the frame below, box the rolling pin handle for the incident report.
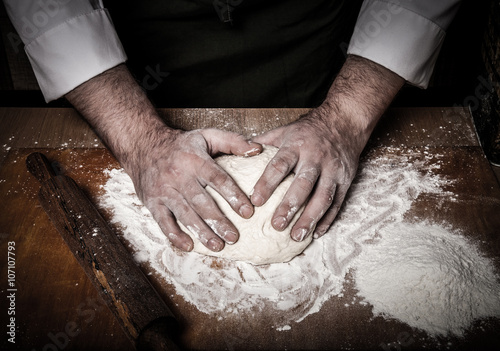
[26,152,57,183]
[28,152,182,350]
[137,317,181,351]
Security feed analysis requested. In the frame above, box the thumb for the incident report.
[201,129,263,157]
[251,127,285,146]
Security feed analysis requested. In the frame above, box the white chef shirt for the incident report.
[3,0,460,102]
[347,0,461,88]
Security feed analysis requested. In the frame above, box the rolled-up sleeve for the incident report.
[347,0,461,88]
[3,0,127,102]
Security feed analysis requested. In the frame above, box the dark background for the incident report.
[0,0,499,163]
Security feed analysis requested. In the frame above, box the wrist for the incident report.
[65,64,178,174]
[318,55,404,143]
[118,117,178,179]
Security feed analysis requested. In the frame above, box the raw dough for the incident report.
[179,146,312,265]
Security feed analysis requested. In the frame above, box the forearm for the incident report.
[319,55,405,152]
[65,64,175,177]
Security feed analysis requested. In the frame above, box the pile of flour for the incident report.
[98,147,500,337]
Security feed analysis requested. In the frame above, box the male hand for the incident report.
[251,55,405,241]
[251,108,361,242]
[132,128,261,252]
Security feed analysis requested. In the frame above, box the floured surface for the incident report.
[353,221,500,337]
[98,146,500,343]
[3,107,497,351]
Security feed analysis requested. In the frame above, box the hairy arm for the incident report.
[66,65,169,171]
[252,55,405,240]
[66,64,262,251]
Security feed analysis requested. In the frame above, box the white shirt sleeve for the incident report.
[347,0,461,88]
[3,0,127,102]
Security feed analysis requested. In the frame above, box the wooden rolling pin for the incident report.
[26,152,180,351]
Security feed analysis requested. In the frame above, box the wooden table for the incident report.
[0,107,499,350]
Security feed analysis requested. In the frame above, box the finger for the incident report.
[251,127,285,146]
[160,189,226,252]
[201,159,255,219]
[271,165,320,231]
[251,149,297,207]
[147,199,194,252]
[186,183,240,245]
[312,183,350,238]
[290,177,337,242]
[202,129,263,157]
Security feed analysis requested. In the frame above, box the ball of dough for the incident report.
[179,146,312,265]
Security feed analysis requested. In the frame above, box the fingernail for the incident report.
[182,241,193,251]
[239,204,253,218]
[224,230,238,244]
[272,216,287,231]
[313,232,320,239]
[244,148,261,157]
[313,226,328,239]
[208,238,224,252]
[293,228,309,242]
[251,193,264,206]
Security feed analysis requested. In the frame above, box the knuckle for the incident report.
[176,201,191,216]
[295,174,316,192]
[328,158,352,184]
[164,195,191,217]
[296,167,319,190]
[320,182,337,203]
[330,158,345,173]
[317,190,335,208]
[270,156,292,176]
[207,169,231,188]
[190,192,212,208]
[164,165,183,181]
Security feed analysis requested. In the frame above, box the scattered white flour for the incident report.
[276,325,291,331]
[352,222,500,337]
[98,147,500,337]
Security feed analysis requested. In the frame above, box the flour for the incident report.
[353,222,500,337]
[98,147,500,338]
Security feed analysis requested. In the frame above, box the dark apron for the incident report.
[106,0,361,108]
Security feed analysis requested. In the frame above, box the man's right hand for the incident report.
[66,64,261,252]
[131,128,261,252]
